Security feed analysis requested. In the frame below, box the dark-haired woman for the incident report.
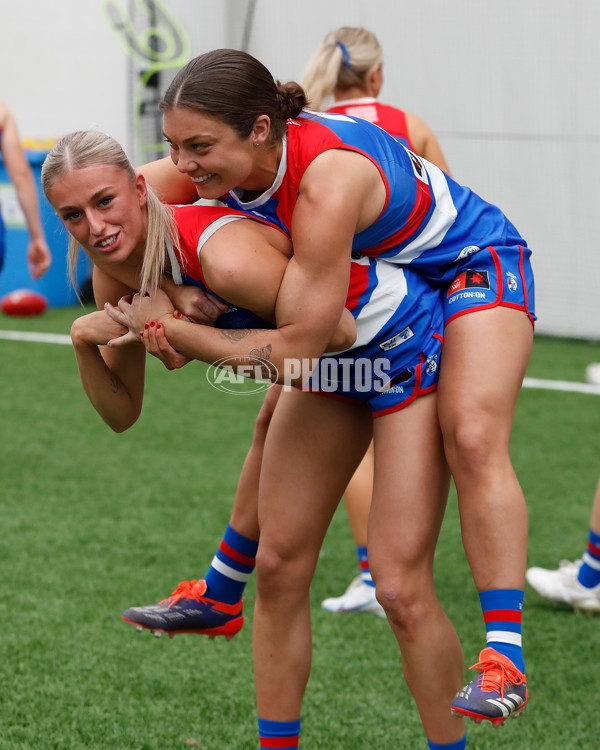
[121,48,535,747]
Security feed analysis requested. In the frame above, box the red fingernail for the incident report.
[144,323,149,329]
[174,310,181,318]
[150,321,156,327]
[156,324,162,330]
[139,331,144,337]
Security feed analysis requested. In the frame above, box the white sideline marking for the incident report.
[0,329,72,345]
[1,329,600,396]
[522,377,600,396]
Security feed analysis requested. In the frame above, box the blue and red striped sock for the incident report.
[204,524,258,604]
[479,589,525,673]
[357,545,375,588]
[258,718,301,749]
[577,528,600,588]
[427,734,467,750]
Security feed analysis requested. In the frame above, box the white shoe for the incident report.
[321,575,386,618]
[526,559,600,613]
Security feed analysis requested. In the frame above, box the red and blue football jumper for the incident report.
[168,204,444,415]
[327,97,416,149]
[225,110,535,327]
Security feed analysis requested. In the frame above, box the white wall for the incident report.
[1,2,129,147]
[1,0,598,338]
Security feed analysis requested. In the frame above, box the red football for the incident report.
[1,289,48,316]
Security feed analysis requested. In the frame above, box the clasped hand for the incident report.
[105,289,174,342]
[105,289,191,370]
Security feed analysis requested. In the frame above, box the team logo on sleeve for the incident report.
[447,270,490,298]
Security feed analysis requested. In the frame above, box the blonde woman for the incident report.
[302,27,450,172]
[43,134,458,750]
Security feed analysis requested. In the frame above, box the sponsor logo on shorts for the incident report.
[455,245,481,261]
[506,272,518,292]
[379,326,415,351]
[381,368,414,395]
[447,270,490,298]
[386,385,405,394]
[388,368,413,387]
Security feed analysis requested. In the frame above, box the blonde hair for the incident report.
[41,130,179,297]
[302,27,383,110]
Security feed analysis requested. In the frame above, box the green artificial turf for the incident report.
[0,307,599,748]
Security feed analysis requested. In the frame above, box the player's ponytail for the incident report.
[139,193,178,296]
[302,27,384,110]
[275,81,308,121]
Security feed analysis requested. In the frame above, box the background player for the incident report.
[0,98,51,280]
[527,475,600,613]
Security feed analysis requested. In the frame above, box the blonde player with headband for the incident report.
[303,27,450,169]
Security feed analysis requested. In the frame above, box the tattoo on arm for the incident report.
[249,345,272,361]
[109,371,123,394]
[220,328,261,342]
[249,345,276,380]
[218,330,277,380]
